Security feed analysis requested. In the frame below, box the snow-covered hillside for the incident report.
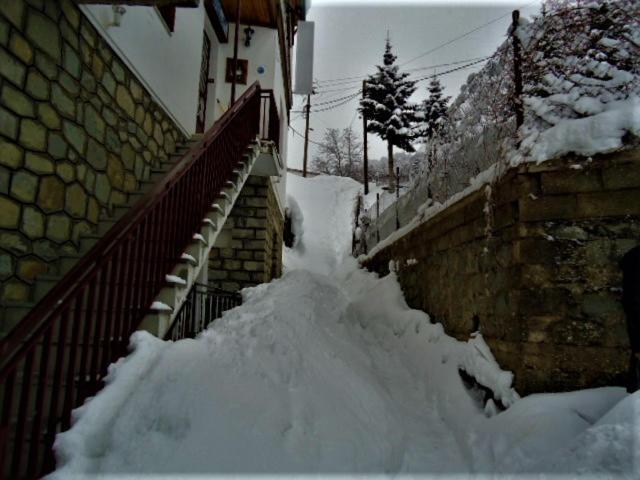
[364,0,640,252]
[50,174,638,477]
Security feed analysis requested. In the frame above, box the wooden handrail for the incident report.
[0,81,279,478]
[0,82,260,364]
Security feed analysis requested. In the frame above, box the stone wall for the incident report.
[363,148,640,395]
[208,176,284,291]
[0,0,184,304]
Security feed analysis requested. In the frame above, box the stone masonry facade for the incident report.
[0,0,184,304]
[209,176,284,291]
[363,148,640,395]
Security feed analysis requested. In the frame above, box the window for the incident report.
[225,58,248,85]
[157,5,176,33]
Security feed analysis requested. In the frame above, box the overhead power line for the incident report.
[400,0,539,66]
[291,92,361,114]
[289,125,324,146]
[412,56,491,83]
[313,55,493,91]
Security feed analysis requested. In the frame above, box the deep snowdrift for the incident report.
[50,174,638,478]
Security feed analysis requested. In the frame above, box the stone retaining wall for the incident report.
[0,0,184,304]
[208,176,284,291]
[363,148,640,394]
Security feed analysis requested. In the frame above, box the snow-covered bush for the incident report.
[517,0,640,161]
[427,0,640,202]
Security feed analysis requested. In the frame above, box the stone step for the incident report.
[32,275,60,303]
[1,302,35,336]
[58,254,82,277]
[97,218,117,236]
[126,191,146,205]
[80,235,100,253]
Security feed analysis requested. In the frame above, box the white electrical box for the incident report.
[294,21,314,95]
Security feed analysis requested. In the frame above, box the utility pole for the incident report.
[230,0,241,105]
[511,10,524,129]
[395,166,400,230]
[376,192,380,244]
[302,93,311,177]
[362,80,369,195]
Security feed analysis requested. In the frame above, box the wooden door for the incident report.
[196,31,212,133]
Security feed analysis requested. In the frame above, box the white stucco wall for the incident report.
[81,7,290,206]
[212,25,276,117]
[213,24,289,207]
[80,3,206,135]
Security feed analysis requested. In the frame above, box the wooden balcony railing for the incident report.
[0,81,279,479]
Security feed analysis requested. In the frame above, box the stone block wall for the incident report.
[363,148,640,395]
[0,0,184,304]
[208,176,284,291]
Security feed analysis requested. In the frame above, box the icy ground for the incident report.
[51,174,638,478]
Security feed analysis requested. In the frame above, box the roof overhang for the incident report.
[221,0,306,29]
[77,1,201,6]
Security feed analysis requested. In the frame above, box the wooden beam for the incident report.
[77,1,200,7]
[272,0,292,111]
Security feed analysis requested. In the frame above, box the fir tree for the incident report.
[415,76,450,185]
[360,35,417,189]
[419,77,450,140]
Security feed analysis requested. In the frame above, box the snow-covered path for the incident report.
[51,174,638,478]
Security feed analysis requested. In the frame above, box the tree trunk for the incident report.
[387,140,395,190]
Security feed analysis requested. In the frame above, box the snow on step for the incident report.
[165,274,186,286]
[149,301,172,312]
[180,253,197,263]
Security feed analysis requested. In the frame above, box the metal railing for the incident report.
[0,81,278,478]
[260,89,280,152]
[164,286,242,341]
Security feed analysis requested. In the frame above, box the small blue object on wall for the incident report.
[257,65,266,75]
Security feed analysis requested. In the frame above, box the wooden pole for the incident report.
[511,10,524,129]
[302,93,311,177]
[230,0,241,105]
[362,80,369,195]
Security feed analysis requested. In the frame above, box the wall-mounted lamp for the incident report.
[244,26,255,47]
[108,4,126,27]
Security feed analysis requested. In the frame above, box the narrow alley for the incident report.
[50,174,635,477]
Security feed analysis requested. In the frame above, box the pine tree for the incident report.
[360,35,417,189]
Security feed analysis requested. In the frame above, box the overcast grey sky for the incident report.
[287,0,543,170]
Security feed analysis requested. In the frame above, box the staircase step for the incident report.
[80,235,100,253]
[1,302,35,335]
[5,137,222,338]
[97,218,117,236]
[33,275,60,303]
[58,254,81,276]
[126,191,146,205]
